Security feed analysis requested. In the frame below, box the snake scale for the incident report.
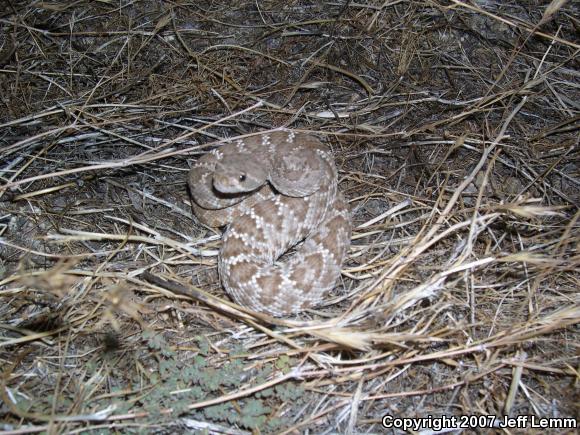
[188,130,351,316]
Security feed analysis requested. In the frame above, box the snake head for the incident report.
[213,154,269,194]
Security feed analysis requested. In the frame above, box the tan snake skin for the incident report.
[188,130,351,316]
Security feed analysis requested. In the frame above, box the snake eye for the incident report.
[239,173,247,182]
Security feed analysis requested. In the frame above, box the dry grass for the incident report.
[1,0,578,433]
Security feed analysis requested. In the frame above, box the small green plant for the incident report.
[133,332,305,430]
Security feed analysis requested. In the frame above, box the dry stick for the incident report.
[504,350,527,416]
[89,55,167,104]
[47,225,352,335]
[0,102,264,191]
[200,44,291,67]
[461,142,575,205]
[353,213,498,311]
[273,3,358,106]
[418,93,528,248]
[297,306,577,388]
[47,229,202,257]
[141,271,272,324]
[0,105,177,162]
[463,150,502,265]
[279,401,350,435]
[0,125,72,156]
[449,0,579,50]
[12,175,97,201]
[449,3,571,126]
[282,366,502,434]
[3,294,574,423]
[171,14,285,113]
[314,304,578,375]
[72,115,156,151]
[240,319,332,368]
[1,140,57,193]
[517,142,577,205]
[50,330,74,426]
[410,78,541,133]
[141,271,359,358]
[307,59,374,95]
[0,106,64,129]
[351,94,530,318]
[508,25,577,204]
[143,260,375,352]
[0,425,48,435]
[103,178,192,219]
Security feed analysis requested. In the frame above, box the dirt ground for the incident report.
[1,0,578,433]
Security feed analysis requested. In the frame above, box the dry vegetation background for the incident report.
[1,0,579,433]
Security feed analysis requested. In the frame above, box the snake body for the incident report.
[189,130,351,316]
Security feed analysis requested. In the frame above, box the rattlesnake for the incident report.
[188,130,351,316]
